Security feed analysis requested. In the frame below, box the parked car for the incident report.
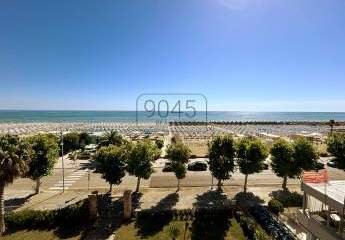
[327,160,337,168]
[315,162,325,170]
[187,161,207,171]
[162,162,173,172]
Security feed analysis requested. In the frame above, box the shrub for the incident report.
[5,200,89,231]
[272,191,302,207]
[268,199,284,215]
[327,133,345,169]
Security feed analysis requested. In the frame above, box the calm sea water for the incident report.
[0,110,345,123]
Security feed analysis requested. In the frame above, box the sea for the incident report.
[0,110,345,123]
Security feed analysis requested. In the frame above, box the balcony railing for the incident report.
[297,209,343,240]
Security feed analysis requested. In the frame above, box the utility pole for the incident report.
[60,131,65,192]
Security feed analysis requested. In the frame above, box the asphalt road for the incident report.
[6,160,345,196]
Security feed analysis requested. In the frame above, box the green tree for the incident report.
[0,135,31,234]
[270,139,299,190]
[208,135,236,191]
[26,134,59,194]
[127,141,157,192]
[78,132,92,149]
[94,145,127,192]
[293,137,319,171]
[166,142,191,191]
[237,138,268,193]
[62,132,80,154]
[98,130,124,148]
[326,133,345,169]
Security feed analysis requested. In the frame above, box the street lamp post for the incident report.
[60,131,65,192]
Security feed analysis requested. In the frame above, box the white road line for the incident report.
[49,187,69,190]
[48,168,88,190]
[57,180,75,183]
[69,173,86,176]
[54,183,73,186]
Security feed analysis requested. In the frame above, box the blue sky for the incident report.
[1,0,345,111]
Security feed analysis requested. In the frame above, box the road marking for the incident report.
[48,168,88,190]
[54,183,73,187]
[49,187,69,190]
[57,180,75,183]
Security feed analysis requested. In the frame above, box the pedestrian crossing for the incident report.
[49,169,88,190]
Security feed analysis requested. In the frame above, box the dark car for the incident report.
[315,162,325,170]
[187,161,207,171]
[162,162,173,172]
[327,160,337,168]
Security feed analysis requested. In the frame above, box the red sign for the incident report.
[303,168,329,183]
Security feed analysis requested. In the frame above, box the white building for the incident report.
[297,181,345,240]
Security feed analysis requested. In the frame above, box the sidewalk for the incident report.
[5,190,90,211]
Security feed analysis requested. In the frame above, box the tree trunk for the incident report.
[282,176,288,191]
[109,184,113,193]
[0,182,5,234]
[244,174,248,193]
[136,177,141,192]
[217,179,222,192]
[35,178,41,194]
[177,178,180,192]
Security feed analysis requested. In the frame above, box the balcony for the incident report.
[297,209,343,240]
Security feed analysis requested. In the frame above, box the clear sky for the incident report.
[1,0,345,111]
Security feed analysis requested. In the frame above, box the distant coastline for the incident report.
[1,110,345,123]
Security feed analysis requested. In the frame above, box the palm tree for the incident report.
[99,130,124,147]
[0,135,31,234]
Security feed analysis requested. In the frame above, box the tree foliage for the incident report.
[208,135,236,190]
[26,134,59,193]
[98,130,125,148]
[62,132,80,153]
[166,142,191,190]
[237,138,268,192]
[237,138,268,175]
[293,137,319,171]
[127,140,157,192]
[270,139,298,178]
[327,133,345,168]
[0,135,31,185]
[270,139,299,190]
[94,145,127,191]
[0,134,31,234]
[166,142,191,164]
[62,132,93,154]
[26,134,59,180]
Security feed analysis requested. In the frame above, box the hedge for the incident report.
[5,200,89,231]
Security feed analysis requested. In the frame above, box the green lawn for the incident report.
[113,219,245,240]
[0,230,80,240]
